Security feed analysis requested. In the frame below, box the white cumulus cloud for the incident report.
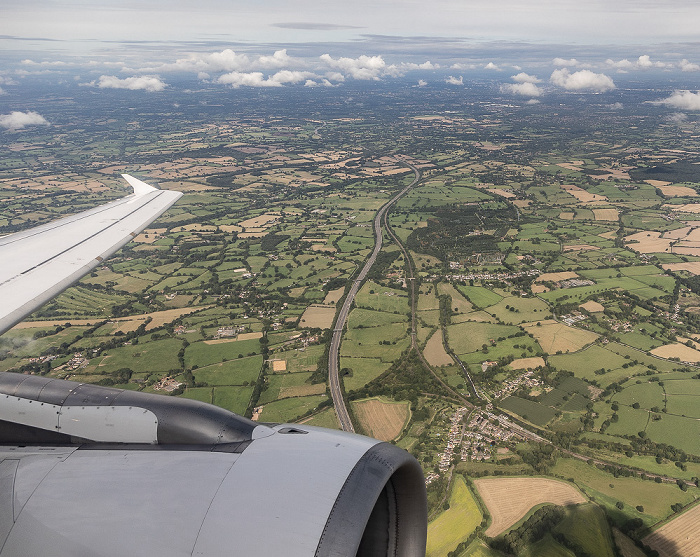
[217,72,283,88]
[484,62,500,70]
[0,111,50,130]
[97,75,166,92]
[606,55,671,72]
[550,69,615,92]
[512,72,541,83]
[256,49,294,69]
[445,75,463,85]
[417,79,428,87]
[320,54,387,80]
[501,82,542,97]
[553,57,580,66]
[680,59,700,72]
[657,90,700,110]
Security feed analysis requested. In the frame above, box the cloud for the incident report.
[667,113,688,123]
[21,59,67,67]
[445,75,463,85]
[417,79,427,87]
[217,69,315,88]
[97,75,166,92]
[512,72,541,83]
[0,87,4,95]
[553,58,580,66]
[657,90,700,110]
[526,99,540,105]
[0,111,50,130]
[451,63,477,70]
[319,54,386,80]
[606,55,671,72]
[484,62,500,70]
[256,49,294,69]
[217,71,283,88]
[501,82,542,97]
[607,102,624,110]
[550,69,615,92]
[680,59,700,72]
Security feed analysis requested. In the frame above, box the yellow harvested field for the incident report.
[670,204,700,213]
[651,343,700,363]
[531,284,549,294]
[474,477,586,537]
[535,271,579,283]
[238,212,280,229]
[133,228,167,243]
[487,188,516,198]
[513,200,531,208]
[279,384,327,398]
[114,307,205,331]
[644,503,700,557]
[563,244,599,252]
[559,212,574,220]
[300,304,336,329]
[625,231,674,254]
[323,287,345,305]
[509,357,545,370]
[311,244,337,252]
[238,230,270,238]
[560,184,607,202]
[656,185,698,197]
[271,360,287,372]
[593,208,619,221]
[423,330,453,367]
[523,319,598,354]
[662,262,700,275]
[352,398,410,441]
[580,300,605,313]
[645,179,671,187]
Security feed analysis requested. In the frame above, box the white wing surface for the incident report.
[0,175,182,335]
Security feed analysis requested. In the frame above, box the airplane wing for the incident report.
[0,174,182,335]
[0,176,427,557]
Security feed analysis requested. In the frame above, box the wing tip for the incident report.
[121,174,157,196]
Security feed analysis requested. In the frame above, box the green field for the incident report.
[554,504,615,557]
[258,395,329,423]
[446,322,523,355]
[457,285,504,309]
[426,475,482,557]
[499,396,557,426]
[192,356,262,386]
[551,458,695,525]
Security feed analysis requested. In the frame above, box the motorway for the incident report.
[328,160,423,432]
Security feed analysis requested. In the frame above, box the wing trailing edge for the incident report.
[0,175,182,335]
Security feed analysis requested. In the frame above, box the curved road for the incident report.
[328,160,422,432]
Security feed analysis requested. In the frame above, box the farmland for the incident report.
[474,477,586,536]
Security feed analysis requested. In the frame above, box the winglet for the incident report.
[122,174,157,196]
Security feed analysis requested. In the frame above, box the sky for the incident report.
[2,0,700,108]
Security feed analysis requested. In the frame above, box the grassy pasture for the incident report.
[340,357,392,391]
[185,339,261,368]
[499,396,557,426]
[426,475,482,557]
[190,356,262,386]
[554,504,615,557]
[523,320,598,355]
[486,296,550,325]
[258,395,328,423]
[447,322,522,355]
[457,285,503,308]
[551,458,696,525]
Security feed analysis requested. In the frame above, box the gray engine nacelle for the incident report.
[0,373,427,556]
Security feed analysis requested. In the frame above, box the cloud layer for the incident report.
[657,91,700,110]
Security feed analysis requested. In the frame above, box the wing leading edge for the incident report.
[0,175,182,335]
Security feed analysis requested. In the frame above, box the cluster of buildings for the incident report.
[491,370,543,401]
[560,311,589,326]
[54,352,88,373]
[444,267,540,282]
[153,376,183,392]
[437,407,469,472]
[27,354,57,365]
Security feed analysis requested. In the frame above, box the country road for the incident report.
[328,159,423,432]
